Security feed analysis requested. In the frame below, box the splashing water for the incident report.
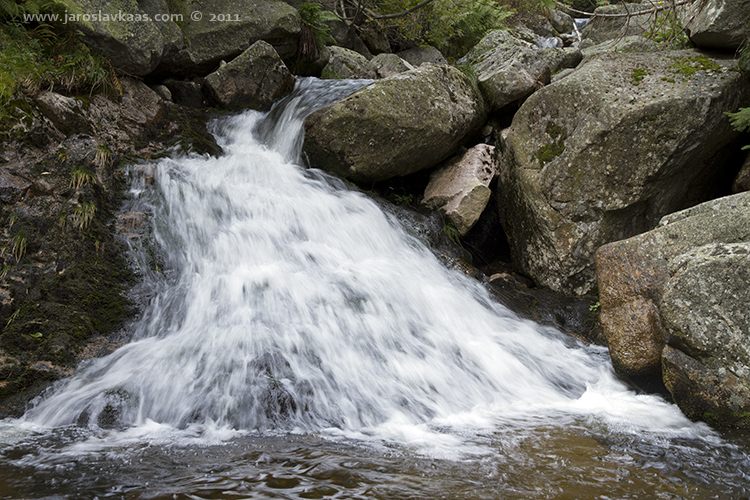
[1,78,748,500]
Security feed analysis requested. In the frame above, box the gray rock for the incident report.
[156,0,300,77]
[498,49,750,295]
[549,9,575,35]
[422,144,497,235]
[734,153,750,193]
[61,0,164,75]
[457,30,581,112]
[150,85,172,102]
[682,0,750,49]
[34,93,93,135]
[581,36,659,59]
[303,64,486,184]
[321,46,377,79]
[203,41,295,110]
[361,29,391,55]
[397,46,448,66]
[163,79,205,108]
[371,53,414,79]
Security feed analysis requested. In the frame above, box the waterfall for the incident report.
[21,78,710,456]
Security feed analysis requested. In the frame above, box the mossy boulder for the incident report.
[457,30,581,112]
[203,41,295,110]
[61,0,164,75]
[498,49,750,295]
[303,64,486,184]
[155,0,300,77]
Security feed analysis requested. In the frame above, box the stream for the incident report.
[0,78,748,499]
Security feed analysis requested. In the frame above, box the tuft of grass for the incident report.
[11,232,27,262]
[70,165,94,189]
[93,143,111,168]
[73,201,96,230]
[0,22,121,124]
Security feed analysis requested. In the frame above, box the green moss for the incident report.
[536,142,565,165]
[536,120,567,166]
[702,409,750,428]
[670,55,722,79]
[630,67,648,86]
[661,76,675,83]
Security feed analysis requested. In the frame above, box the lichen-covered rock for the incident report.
[371,53,414,79]
[661,242,750,372]
[203,41,295,110]
[595,191,750,381]
[457,30,581,112]
[422,144,497,235]
[734,152,750,193]
[61,0,164,75]
[321,46,377,80]
[303,65,486,184]
[498,49,750,295]
[682,0,750,49]
[156,0,300,77]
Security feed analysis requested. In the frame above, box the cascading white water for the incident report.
[23,78,711,455]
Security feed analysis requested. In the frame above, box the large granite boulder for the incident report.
[457,30,581,112]
[682,0,750,50]
[595,192,750,426]
[302,65,486,184]
[155,0,300,77]
[203,41,295,110]
[497,49,750,295]
[62,0,165,75]
[422,144,497,236]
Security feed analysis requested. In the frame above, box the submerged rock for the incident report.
[498,49,750,295]
[303,64,486,184]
